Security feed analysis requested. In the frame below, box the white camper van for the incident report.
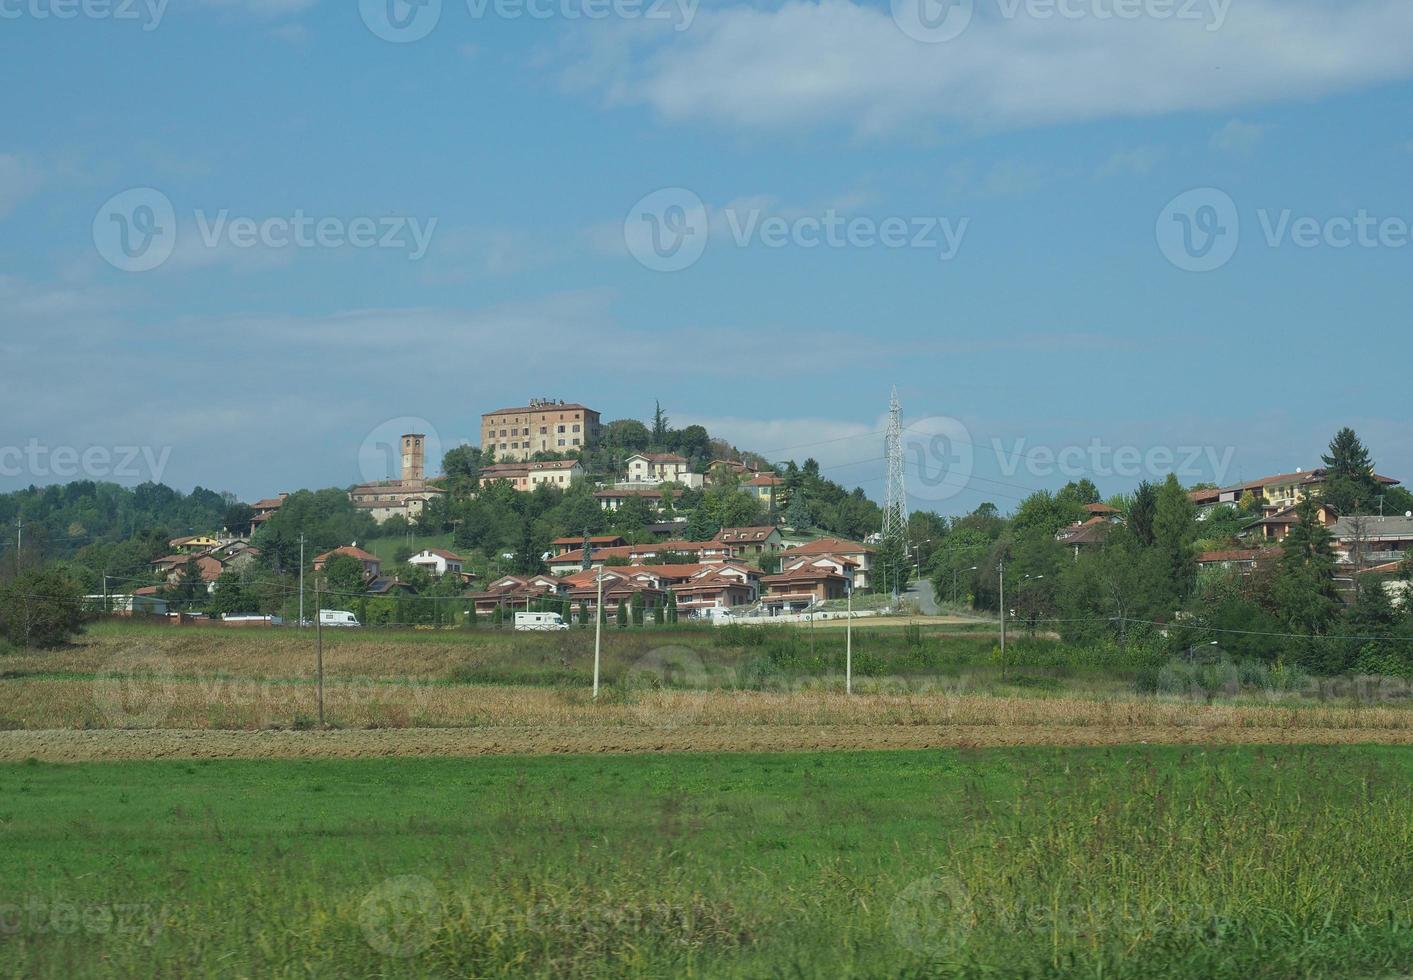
[318,609,361,628]
[514,611,569,631]
[701,606,736,624]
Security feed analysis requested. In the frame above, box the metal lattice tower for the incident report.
[881,386,907,544]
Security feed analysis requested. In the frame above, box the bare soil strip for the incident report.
[4,724,1413,763]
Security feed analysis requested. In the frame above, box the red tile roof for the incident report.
[779,537,873,556]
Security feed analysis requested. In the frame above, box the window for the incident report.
[572,424,580,432]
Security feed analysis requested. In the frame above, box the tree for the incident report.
[0,565,86,648]
[223,502,255,536]
[630,591,645,626]
[616,598,628,628]
[1127,482,1159,546]
[1272,496,1341,635]
[651,401,670,444]
[1321,427,1380,514]
[322,553,368,597]
[168,557,208,608]
[513,520,543,575]
[667,591,678,624]
[1152,474,1198,606]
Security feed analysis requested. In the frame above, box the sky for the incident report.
[2,0,1412,516]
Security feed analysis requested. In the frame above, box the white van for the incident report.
[701,606,736,623]
[319,609,361,628]
[514,611,568,631]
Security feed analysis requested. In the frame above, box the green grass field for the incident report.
[4,745,1412,978]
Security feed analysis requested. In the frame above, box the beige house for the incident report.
[478,459,584,492]
[480,399,600,461]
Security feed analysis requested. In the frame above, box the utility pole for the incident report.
[845,581,853,695]
[593,567,604,699]
[298,534,306,628]
[998,560,1006,679]
[314,582,325,727]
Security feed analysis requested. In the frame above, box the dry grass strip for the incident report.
[4,724,1413,763]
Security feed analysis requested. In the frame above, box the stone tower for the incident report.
[400,433,425,484]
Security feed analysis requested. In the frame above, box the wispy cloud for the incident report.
[557,0,1413,136]
[1211,118,1269,156]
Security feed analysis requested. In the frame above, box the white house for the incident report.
[407,548,468,579]
[623,452,704,488]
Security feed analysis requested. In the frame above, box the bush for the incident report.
[0,566,87,649]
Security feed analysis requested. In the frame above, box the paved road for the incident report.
[904,577,940,615]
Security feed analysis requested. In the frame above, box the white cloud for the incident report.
[1096,145,1165,178]
[0,154,44,218]
[1211,118,1268,155]
[560,0,1413,136]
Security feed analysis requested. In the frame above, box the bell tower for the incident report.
[401,433,425,484]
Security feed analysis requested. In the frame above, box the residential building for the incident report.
[1248,503,1338,543]
[623,452,703,488]
[86,592,169,615]
[746,473,783,509]
[1190,468,1402,516]
[1330,515,1413,566]
[349,433,446,524]
[1056,517,1115,558]
[550,535,626,556]
[760,558,853,612]
[248,493,288,530]
[478,459,584,492]
[594,486,684,512]
[775,538,874,589]
[406,548,468,579]
[313,545,382,582]
[715,526,784,558]
[465,574,564,615]
[1195,548,1282,574]
[480,399,601,461]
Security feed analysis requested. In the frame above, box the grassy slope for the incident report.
[361,532,456,565]
[3,746,1413,978]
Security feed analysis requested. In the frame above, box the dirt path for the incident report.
[5,725,1413,763]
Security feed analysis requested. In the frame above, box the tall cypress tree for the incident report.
[1272,496,1341,634]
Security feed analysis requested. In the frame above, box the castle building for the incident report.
[480,399,600,461]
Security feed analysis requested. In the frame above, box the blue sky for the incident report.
[2,0,1412,514]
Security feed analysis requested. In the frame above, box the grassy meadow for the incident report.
[3,745,1412,978]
